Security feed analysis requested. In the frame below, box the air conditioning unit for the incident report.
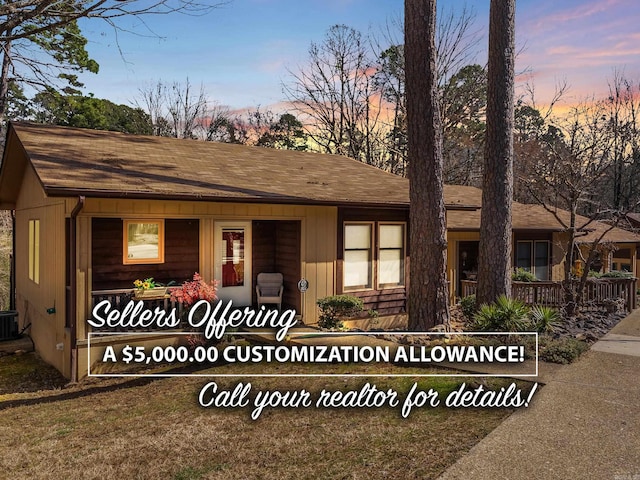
[0,311,18,341]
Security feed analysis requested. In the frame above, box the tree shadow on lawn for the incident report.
[0,352,209,412]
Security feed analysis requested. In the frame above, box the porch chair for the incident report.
[256,273,284,311]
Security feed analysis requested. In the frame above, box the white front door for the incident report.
[214,221,252,306]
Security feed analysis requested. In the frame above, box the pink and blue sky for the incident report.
[76,0,640,111]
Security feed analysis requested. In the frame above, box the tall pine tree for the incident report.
[477,0,516,305]
[405,0,450,330]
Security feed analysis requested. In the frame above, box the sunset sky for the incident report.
[76,0,640,112]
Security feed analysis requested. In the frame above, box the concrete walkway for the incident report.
[440,309,640,480]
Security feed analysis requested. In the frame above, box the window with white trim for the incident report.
[378,223,405,288]
[343,222,406,290]
[344,223,373,289]
[28,219,40,284]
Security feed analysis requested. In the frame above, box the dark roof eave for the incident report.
[445,205,481,211]
[44,186,409,209]
[446,226,566,232]
[44,186,481,211]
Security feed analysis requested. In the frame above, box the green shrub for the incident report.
[459,295,477,322]
[539,338,589,364]
[317,295,364,330]
[599,270,634,278]
[529,305,561,334]
[472,295,531,332]
[590,270,633,279]
[472,303,499,331]
[512,268,538,282]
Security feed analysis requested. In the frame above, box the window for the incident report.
[123,220,165,265]
[612,247,632,272]
[378,224,405,288]
[28,219,40,284]
[221,228,245,287]
[343,222,406,291]
[516,240,549,281]
[344,223,372,289]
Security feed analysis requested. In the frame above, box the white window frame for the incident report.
[343,222,373,291]
[377,222,406,289]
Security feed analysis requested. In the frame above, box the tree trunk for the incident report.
[477,0,515,306]
[563,225,578,315]
[0,38,13,125]
[405,0,450,330]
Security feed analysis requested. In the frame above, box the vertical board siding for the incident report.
[302,207,337,323]
[91,218,200,290]
[275,220,302,312]
[14,164,68,375]
[252,220,277,306]
[251,220,304,313]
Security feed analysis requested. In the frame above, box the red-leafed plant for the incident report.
[171,272,218,307]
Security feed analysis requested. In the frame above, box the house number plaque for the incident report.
[297,278,309,293]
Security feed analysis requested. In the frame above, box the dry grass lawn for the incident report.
[0,353,520,480]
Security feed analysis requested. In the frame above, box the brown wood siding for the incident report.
[74,200,336,328]
[252,221,277,279]
[92,218,199,290]
[338,207,410,234]
[251,220,301,312]
[350,287,407,316]
[276,221,302,312]
[513,231,553,242]
[337,207,409,315]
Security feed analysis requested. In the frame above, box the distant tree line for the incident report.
[3,5,640,219]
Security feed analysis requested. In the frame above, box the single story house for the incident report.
[1,122,639,379]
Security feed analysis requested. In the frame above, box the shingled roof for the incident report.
[1,122,638,244]
[449,202,640,243]
[0,122,479,209]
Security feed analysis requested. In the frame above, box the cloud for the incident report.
[523,0,629,34]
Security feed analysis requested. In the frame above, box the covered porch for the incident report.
[88,217,304,331]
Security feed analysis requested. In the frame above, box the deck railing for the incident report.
[461,277,637,312]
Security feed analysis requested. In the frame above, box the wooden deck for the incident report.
[461,277,637,311]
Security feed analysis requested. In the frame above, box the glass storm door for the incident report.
[214,221,252,306]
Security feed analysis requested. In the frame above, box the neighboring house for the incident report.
[1,122,639,379]
[619,212,640,236]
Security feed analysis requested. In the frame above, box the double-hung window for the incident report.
[344,223,373,290]
[343,222,406,290]
[378,224,405,288]
[515,240,549,281]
